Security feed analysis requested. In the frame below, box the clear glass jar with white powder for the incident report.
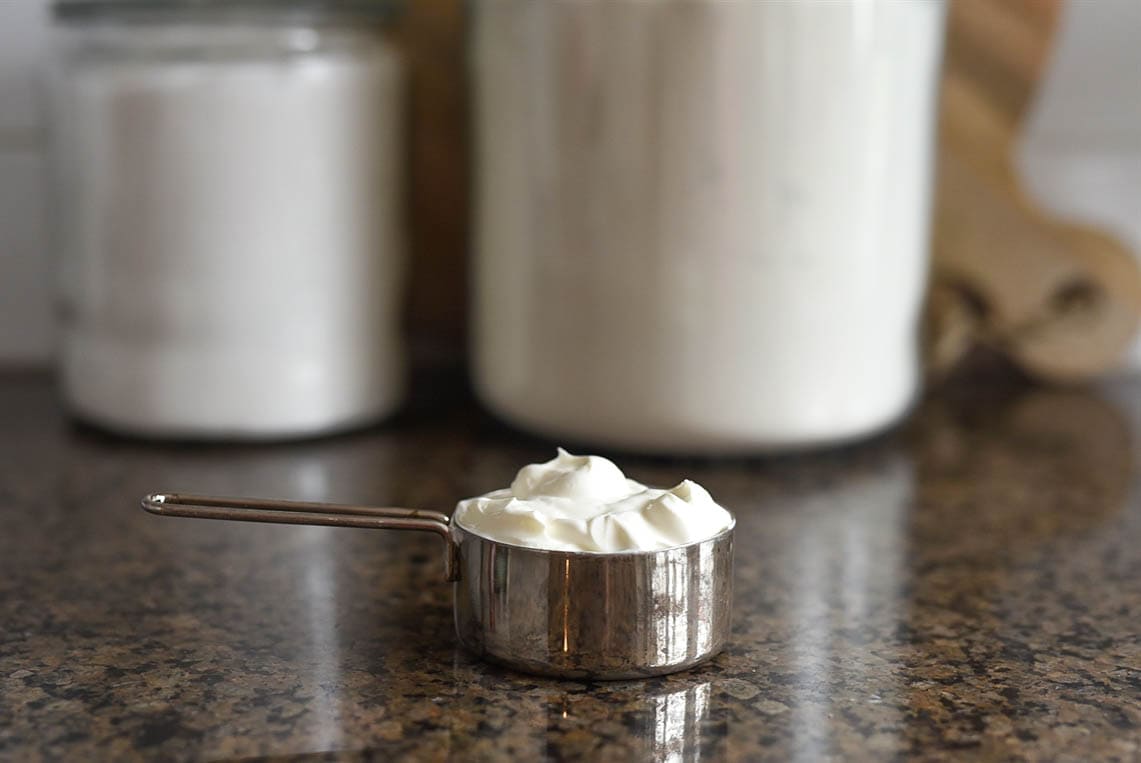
[472,0,947,453]
[49,0,406,439]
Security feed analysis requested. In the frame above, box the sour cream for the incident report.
[453,449,733,552]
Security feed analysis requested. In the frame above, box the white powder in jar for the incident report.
[53,24,406,438]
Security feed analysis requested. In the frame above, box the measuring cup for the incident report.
[141,492,734,679]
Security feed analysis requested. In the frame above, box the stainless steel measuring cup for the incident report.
[141,493,734,679]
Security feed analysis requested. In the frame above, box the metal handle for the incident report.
[141,492,459,582]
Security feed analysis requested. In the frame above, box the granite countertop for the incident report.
[1,370,1138,761]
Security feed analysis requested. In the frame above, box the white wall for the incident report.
[0,0,52,365]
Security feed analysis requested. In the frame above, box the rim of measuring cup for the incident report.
[450,514,736,558]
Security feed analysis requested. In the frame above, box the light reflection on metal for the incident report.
[562,558,571,654]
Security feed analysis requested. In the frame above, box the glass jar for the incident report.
[49,0,406,439]
[471,0,947,453]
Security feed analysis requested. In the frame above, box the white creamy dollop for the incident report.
[453,449,733,552]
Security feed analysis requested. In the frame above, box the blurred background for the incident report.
[2,4,1140,757]
[0,0,1138,449]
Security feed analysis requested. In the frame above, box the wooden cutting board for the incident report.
[931,0,1141,380]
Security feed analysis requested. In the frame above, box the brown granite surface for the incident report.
[1,370,1138,761]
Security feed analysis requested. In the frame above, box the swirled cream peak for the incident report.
[453,449,733,552]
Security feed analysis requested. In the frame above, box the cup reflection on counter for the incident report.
[548,681,715,763]
[643,682,715,762]
[446,675,722,762]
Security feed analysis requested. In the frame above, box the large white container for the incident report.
[50,0,406,439]
[472,0,947,453]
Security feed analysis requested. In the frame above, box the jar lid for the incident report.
[53,0,402,24]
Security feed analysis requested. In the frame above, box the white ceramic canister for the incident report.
[471,0,947,453]
[50,0,406,439]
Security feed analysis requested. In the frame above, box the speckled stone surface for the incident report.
[1,370,1138,761]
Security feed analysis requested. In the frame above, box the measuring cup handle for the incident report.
[141,492,460,582]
